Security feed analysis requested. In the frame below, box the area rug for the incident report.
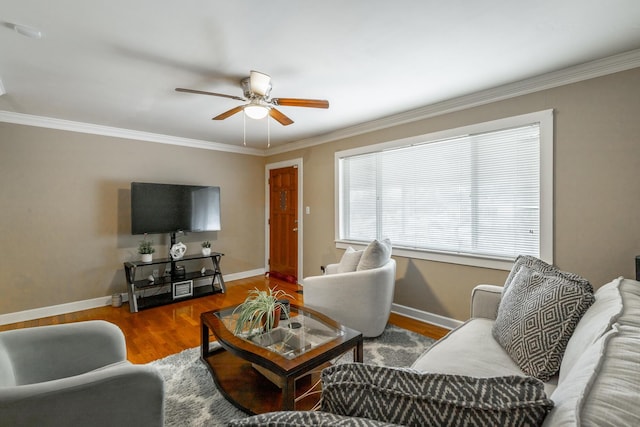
[149,324,436,427]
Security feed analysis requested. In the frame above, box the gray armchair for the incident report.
[0,320,164,427]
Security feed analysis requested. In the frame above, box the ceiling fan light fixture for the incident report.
[244,104,269,120]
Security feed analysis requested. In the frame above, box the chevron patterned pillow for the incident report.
[320,364,553,427]
[228,410,401,426]
[493,258,594,381]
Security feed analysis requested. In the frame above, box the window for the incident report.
[335,110,553,270]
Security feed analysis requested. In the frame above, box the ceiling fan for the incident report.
[175,70,329,126]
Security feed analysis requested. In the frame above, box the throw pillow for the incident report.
[503,255,592,295]
[356,239,391,271]
[321,364,553,427]
[337,247,364,273]
[492,259,595,381]
[228,411,402,426]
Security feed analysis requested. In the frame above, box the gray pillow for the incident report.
[321,363,553,427]
[493,258,594,381]
[227,410,401,426]
[356,239,391,271]
[503,255,592,295]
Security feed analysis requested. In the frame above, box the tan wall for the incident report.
[268,68,640,321]
[0,123,265,314]
[2,68,639,320]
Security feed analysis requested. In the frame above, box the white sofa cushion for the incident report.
[492,261,594,381]
[356,239,391,271]
[411,318,559,397]
[580,324,640,426]
[543,328,614,426]
[559,277,624,383]
[545,278,640,426]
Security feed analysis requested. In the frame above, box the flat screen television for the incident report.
[131,182,221,235]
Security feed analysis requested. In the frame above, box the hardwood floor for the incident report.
[0,275,449,364]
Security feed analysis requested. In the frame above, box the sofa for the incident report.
[0,320,165,427]
[231,256,640,426]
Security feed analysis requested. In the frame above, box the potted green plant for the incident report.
[232,287,293,336]
[201,241,211,256]
[138,235,155,262]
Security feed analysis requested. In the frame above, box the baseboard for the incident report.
[223,268,265,283]
[391,303,462,330]
[0,268,266,326]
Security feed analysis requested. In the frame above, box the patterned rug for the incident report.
[149,324,436,427]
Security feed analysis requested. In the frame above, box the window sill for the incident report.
[335,240,515,271]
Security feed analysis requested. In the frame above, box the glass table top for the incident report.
[215,306,344,359]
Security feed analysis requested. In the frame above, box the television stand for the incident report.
[123,252,225,313]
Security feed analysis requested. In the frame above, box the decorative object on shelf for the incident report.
[232,287,293,336]
[201,267,206,275]
[138,234,155,262]
[111,293,123,308]
[170,242,187,260]
[147,275,155,283]
[174,265,186,278]
[201,241,212,256]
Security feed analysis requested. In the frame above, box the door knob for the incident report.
[293,228,298,232]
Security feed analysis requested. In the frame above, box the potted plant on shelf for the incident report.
[232,287,293,336]
[138,235,155,262]
[201,241,211,256]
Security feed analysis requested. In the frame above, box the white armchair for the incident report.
[303,258,396,337]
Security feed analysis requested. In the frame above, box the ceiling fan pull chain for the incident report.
[243,112,247,146]
[267,115,271,148]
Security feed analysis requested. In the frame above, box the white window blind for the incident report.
[338,119,547,263]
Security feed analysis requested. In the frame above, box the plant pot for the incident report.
[141,253,152,263]
[260,306,282,331]
[202,247,211,256]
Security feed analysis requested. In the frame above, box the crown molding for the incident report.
[0,111,266,156]
[267,48,640,155]
[1,49,639,157]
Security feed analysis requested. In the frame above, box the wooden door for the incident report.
[268,166,298,283]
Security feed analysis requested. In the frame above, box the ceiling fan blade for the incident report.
[269,108,294,126]
[175,87,245,101]
[272,98,329,109]
[212,105,245,120]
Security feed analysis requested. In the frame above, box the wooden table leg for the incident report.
[282,376,296,411]
[201,323,210,359]
[354,339,364,362]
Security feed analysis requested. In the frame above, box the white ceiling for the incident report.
[1,1,640,151]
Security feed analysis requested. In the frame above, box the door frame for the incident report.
[265,158,303,282]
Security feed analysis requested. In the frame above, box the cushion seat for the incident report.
[412,318,558,396]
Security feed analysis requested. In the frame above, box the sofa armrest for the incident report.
[0,363,164,427]
[324,263,340,274]
[470,284,503,320]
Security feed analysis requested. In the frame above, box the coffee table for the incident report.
[200,303,363,414]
